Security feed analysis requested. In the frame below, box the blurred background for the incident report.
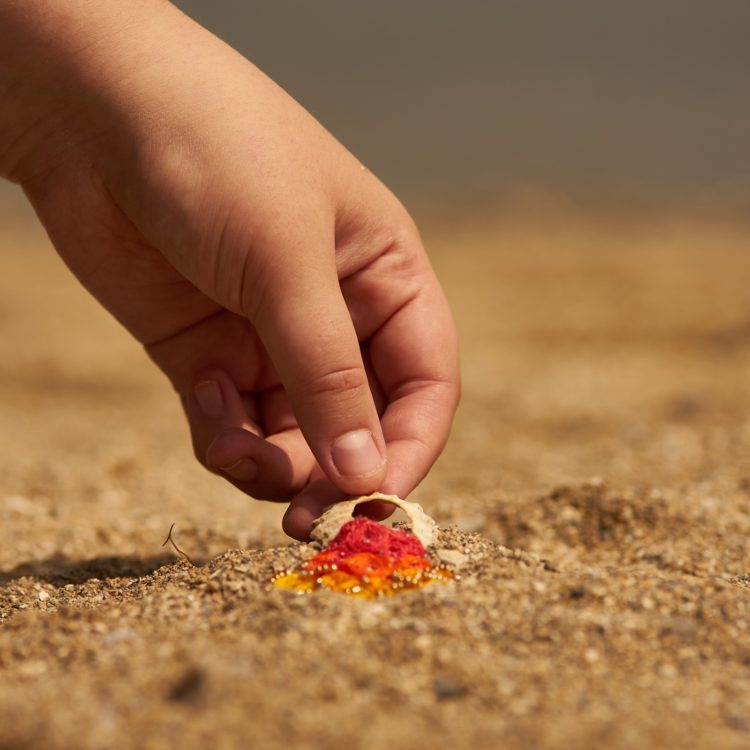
[178,0,750,217]
[5,0,750,220]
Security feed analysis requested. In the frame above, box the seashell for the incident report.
[310,492,439,549]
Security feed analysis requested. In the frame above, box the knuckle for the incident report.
[381,244,421,281]
[301,365,369,401]
[207,210,274,319]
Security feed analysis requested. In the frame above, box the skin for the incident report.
[0,0,460,539]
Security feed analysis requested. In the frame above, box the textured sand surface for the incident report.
[2,204,750,749]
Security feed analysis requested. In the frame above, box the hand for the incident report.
[0,0,460,538]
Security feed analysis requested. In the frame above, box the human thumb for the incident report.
[245,235,387,496]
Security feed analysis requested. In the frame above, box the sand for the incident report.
[2,201,750,749]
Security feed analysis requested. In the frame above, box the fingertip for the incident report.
[281,504,315,541]
[282,480,344,540]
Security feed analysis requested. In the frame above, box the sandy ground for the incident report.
[2,196,750,749]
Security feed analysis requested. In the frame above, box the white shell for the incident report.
[310,492,439,549]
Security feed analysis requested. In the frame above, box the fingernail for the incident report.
[194,380,223,418]
[220,457,258,481]
[331,429,383,478]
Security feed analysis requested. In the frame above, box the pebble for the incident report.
[433,675,468,700]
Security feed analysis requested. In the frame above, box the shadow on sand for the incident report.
[0,553,180,586]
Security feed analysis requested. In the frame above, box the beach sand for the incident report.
[2,203,750,749]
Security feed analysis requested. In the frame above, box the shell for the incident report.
[310,492,439,549]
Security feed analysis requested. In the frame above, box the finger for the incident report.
[206,427,315,500]
[186,367,263,452]
[378,388,457,498]
[248,227,387,496]
[339,230,460,496]
[281,477,395,541]
[186,368,315,498]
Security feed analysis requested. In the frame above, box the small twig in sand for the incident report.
[162,523,195,566]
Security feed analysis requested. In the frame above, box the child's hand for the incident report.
[0,0,460,538]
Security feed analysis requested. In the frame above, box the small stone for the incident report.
[584,648,600,663]
[727,716,750,733]
[659,663,678,678]
[168,666,205,703]
[19,660,47,678]
[102,628,136,647]
[433,675,467,700]
[436,549,469,567]
[2,494,35,516]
